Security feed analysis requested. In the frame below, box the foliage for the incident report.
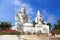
[53,20,60,34]
[53,20,60,30]
[54,30,60,35]
[0,21,12,30]
[47,23,52,31]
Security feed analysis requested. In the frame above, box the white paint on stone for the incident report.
[12,6,49,34]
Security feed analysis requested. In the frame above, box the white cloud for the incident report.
[11,0,57,24]
[42,10,56,24]
[21,3,34,15]
[11,0,56,24]
[11,0,22,5]
[11,0,35,16]
[10,0,36,21]
[47,15,56,24]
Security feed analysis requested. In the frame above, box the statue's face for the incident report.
[21,10,24,13]
[21,7,26,14]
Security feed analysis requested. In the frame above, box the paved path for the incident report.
[0,35,48,40]
[49,35,60,40]
[50,37,60,40]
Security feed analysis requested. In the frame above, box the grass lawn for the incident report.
[54,30,60,35]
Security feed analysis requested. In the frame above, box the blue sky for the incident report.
[0,0,60,28]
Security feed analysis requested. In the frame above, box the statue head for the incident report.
[35,10,43,24]
[20,6,26,14]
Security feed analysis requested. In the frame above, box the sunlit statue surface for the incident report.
[35,10,43,24]
[12,6,49,34]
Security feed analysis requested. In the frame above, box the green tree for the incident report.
[47,23,52,33]
[47,23,52,31]
[53,20,60,30]
[53,20,60,34]
[0,21,12,30]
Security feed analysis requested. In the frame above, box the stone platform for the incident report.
[0,35,49,40]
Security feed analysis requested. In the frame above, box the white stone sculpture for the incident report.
[35,10,43,24]
[12,6,49,34]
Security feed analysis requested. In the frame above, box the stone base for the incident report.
[0,35,49,40]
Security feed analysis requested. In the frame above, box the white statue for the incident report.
[12,6,49,34]
[35,10,43,24]
[18,6,29,24]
